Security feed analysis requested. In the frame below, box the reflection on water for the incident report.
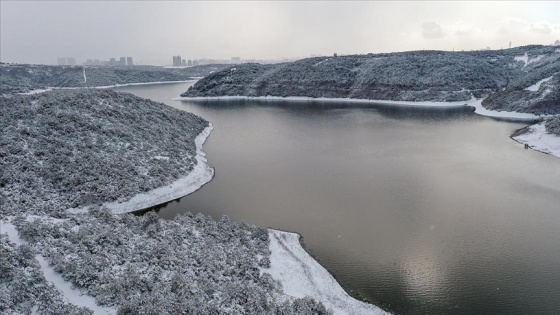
[116,83,560,315]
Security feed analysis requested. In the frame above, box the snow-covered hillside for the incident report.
[182,45,559,115]
[1,89,365,314]
[1,89,210,217]
[0,64,229,95]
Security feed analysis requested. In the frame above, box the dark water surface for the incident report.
[115,83,560,315]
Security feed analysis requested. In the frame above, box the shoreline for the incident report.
[264,229,390,315]
[177,94,560,158]
[175,95,545,121]
[511,122,560,158]
[68,124,214,214]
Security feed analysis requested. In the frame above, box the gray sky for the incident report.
[1,1,559,65]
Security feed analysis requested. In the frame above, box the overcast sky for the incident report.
[1,1,559,65]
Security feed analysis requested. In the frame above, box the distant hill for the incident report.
[182,45,560,114]
[0,64,230,94]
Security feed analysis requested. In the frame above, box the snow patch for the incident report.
[68,124,214,214]
[36,255,115,315]
[527,54,544,65]
[1,220,115,314]
[20,88,54,95]
[514,53,528,66]
[525,76,553,91]
[0,220,24,245]
[83,68,87,83]
[512,122,560,158]
[264,229,389,315]
[314,58,330,67]
[466,98,544,121]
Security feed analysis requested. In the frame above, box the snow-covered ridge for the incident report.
[512,122,560,158]
[264,229,389,315]
[182,46,559,115]
[69,124,214,214]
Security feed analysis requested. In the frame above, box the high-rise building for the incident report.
[181,59,186,66]
[126,57,133,66]
[119,57,126,66]
[57,57,67,65]
[109,58,116,65]
[66,57,76,66]
[188,60,192,66]
[173,55,182,66]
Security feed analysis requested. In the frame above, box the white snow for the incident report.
[68,124,214,214]
[0,220,24,245]
[314,58,330,67]
[1,220,115,314]
[525,76,553,91]
[18,80,196,95]
[20,88,54,95]
[514,53,529,66]
[465,98,544,120]
[83,68,87,83]
[528,55,545,64]
[91,80,195,89]
[264,229,389,315]
[36,255,115,315]
[512,122,560,158]
[176,95,544,121]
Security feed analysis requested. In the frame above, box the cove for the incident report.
[115,82,560,315]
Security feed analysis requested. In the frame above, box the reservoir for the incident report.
[115,82,560,315]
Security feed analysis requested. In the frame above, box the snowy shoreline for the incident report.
[265,229,390,315]
[177,94,559,159]
[175,95,545,121]
[511,122,560,158]
[19,80,196,95]
[68,124,214,214]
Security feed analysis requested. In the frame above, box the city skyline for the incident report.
[1,1,560,65]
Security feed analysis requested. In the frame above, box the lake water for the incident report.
[115,82,560,315]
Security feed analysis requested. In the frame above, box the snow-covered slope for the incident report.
[0,63,230,95]
[2,211,332,314]
[1,89,210,217]
[182,45,559,115]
